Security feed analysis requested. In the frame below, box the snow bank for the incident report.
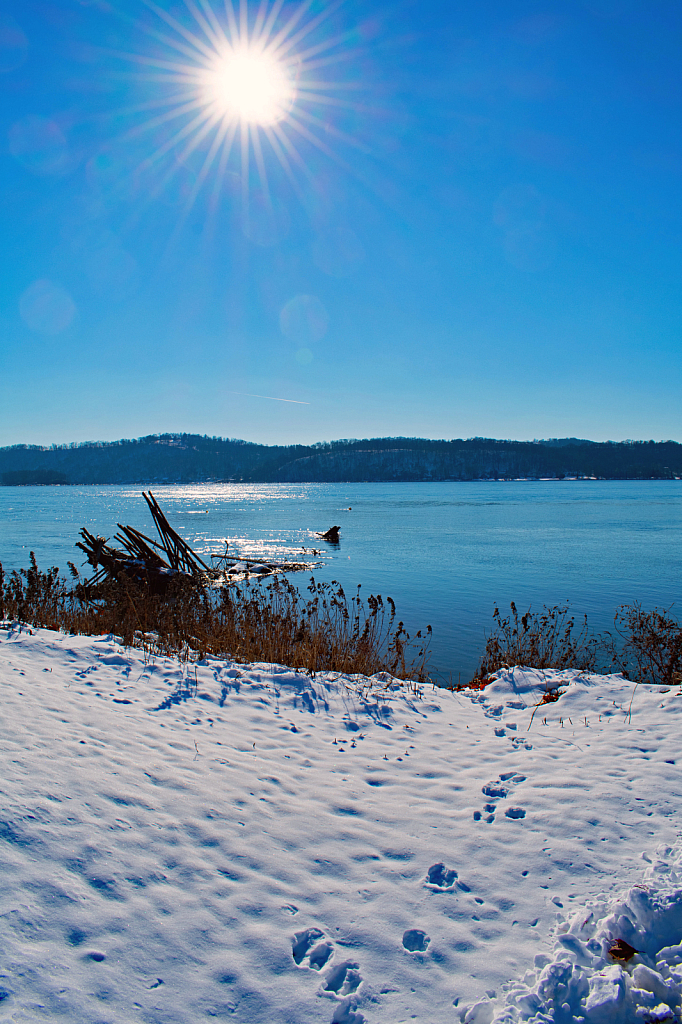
[0,627,681,1023]
[488,843,682,1024]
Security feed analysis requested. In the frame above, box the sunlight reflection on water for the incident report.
[1,481,680,683]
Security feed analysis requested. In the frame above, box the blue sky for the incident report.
[1,0,681,446]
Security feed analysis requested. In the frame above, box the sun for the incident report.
[204,48,296,125]
[110,0,366,227]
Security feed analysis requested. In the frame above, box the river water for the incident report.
[1,480,680,682]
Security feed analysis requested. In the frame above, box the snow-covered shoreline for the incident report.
[1,623,681,1023]
[490,848,682,1024]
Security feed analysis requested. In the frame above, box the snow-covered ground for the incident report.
[1,623,681,1023]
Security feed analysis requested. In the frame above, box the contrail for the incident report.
[228,391,310,405]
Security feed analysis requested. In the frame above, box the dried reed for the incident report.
[473,601,598,682]
[0,555,432,683]
[601,602,682,687]
[473,599,682,689]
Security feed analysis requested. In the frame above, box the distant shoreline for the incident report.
[2,432,682,486]
[2,476,682,488]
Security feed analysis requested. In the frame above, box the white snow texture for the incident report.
[0,624,681,1023]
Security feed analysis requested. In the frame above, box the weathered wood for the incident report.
[76,491,318,594]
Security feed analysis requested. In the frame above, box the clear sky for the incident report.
[1,0,681,447]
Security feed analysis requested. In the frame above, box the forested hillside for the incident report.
[1,434,681,484]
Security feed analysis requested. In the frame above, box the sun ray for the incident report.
[115,112,220,256]
[182,0,223,51]
[272,0,345,62]
[239,0,249,47]
[124,26,207,76]
[296,79,365,91]
[123,73,201,87]
[250,122,271,204]
[139,0,217,62]
[141,128,215,204]
[158,119,230,254]
[266,0,315,57]
[134,21,214,68]
[133,107,217,188]
[295,91,372,112]
[294,49,360,74]
[208,119,238,220]
[174,109,223,170]
[222,0,240,45]
[241,119,250,215]
[107,91,204,120]
[256,0,286,47]
[284,110,356,174]
[100,3,210,67]
[195,0,229,44]
[187,116,233,213]
[98,109,216,230]
[105,0,374,246]
[119,96,208,145]
[293,29,359,65]
[266,121,314,196]
[291,104,369,153]
[125,25,208,67]
[262,124,300,190]
[102,48,205,76]
[251,0,271,46]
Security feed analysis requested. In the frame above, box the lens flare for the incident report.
[19,279,76,335]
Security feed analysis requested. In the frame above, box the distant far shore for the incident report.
[3,476,681,488]
[2,432,682,485]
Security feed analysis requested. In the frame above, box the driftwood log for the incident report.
[76,491,315,594]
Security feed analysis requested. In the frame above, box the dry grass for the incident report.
[4,555,679,692]
[0,555,432,683]
[602,602,682,687]
[473,601,598,683]
[472,599,682,690]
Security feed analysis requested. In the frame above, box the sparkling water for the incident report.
[1,480,680,682]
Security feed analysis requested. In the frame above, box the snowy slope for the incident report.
[0,623,681,1023]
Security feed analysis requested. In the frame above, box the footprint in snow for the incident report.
[331,1002,365,1024]
[402,928,430,952]
[425,862,458,891]
[473,773,526,823]
[323,961,363,996]
[293,927,332,969]
[492,721,531,750]
[292,926,365,1023]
